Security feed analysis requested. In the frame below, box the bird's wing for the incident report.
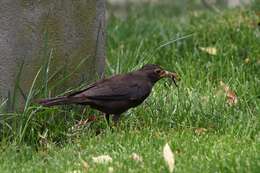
[67,79,105,97]
[69,75,152,101]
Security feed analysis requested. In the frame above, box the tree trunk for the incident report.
[226,0,250,7]
[0,0,106,110]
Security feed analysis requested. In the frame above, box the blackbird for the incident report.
[38,64,179,124]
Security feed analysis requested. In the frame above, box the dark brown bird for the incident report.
[38,64,179,124]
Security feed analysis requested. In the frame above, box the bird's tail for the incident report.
[37,96,71,107]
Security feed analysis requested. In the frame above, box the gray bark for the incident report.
[0,0,106,109]
[226,0,250,7]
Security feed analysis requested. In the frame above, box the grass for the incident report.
[0,3,260,173]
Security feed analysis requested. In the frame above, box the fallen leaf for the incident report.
[244,57,250,64]
[70,115,97,132]
[163,143,175,173]
[131,153,143,162]
[191,11,201,17]
[194,128,207,135]
[66,170,81,173]
[220,81,238,106]
[77,115,97,126]
[81,160,89,172]
[201,96,209,104]
[92,155,112,164]
[108,167,114,173]
[199,47,217,55]
[88,115,97,122]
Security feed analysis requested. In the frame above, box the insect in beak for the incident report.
[161,70,180,87]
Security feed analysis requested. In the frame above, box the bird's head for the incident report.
[139,64,179,86]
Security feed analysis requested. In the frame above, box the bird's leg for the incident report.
[105,114,110,125]
[112,114,121,124]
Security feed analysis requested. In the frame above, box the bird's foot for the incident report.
[110,114,121,128]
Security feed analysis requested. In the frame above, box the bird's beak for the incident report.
[161,70,180,87]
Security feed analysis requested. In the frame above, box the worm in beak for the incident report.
[161,70,180,87]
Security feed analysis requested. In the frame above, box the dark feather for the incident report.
[37,64,178,123]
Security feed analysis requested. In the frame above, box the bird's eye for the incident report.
[154,69,161,74]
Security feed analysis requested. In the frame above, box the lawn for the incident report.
[0,3,260,173]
